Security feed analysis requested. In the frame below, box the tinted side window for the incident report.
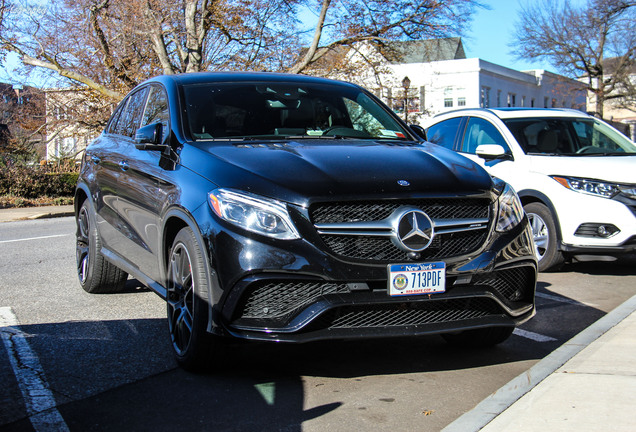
[142,86,169,141]
[504,119,576,154]
[116,88,149,138]
[106,102,126,135]
[461,117,509,154]
[426,117,463,149]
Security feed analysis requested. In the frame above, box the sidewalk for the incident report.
[443,294,636,432]
[0,204,74,223]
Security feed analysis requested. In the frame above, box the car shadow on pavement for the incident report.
[1,313,558,431]
[117,278,151,294]
[4,264,622,432]
[559,253,636,276]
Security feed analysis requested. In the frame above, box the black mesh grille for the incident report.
[310,298,501,330]
[472,266,535,303]
[321,230,488,262]
[239,281,351,319]
[310,198,490,224]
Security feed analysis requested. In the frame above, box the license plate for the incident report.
[388,262,446,296]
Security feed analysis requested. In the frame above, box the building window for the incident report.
[521,96,526,107]
[54,138,61,158]
[544,97,549,108]
[480,86,491,108]
[507,93,516,107]
[457,97,466,107]
[497,90,502,107]
[531,98,535,107]
[444,98,453,108]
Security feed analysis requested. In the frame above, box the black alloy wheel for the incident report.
[167,227,220,370]
[76,200,128,293]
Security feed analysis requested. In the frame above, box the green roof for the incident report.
[379,38,466,64]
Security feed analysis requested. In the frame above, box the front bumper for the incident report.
[203,211,537,343]
[557,190,636,251]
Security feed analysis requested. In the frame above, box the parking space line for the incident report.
[0,307,69,432]
[0,234,71,244]
[513,328,557,342]
[536,291,597,307]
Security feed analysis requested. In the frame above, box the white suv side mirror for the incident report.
[476,144,509,160]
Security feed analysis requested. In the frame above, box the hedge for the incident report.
[0,166,79,199]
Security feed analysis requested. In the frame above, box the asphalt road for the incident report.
[1,217,635,431]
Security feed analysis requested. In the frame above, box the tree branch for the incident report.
[22,54,124,100]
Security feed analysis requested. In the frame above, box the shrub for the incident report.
[0,165,79,199]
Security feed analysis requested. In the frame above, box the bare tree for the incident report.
[290,0,477,73]
[1,0,479,142]
[512,0,636,118]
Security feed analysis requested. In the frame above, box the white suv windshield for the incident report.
[503,117,636,156]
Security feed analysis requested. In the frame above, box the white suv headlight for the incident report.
[496,183,524,232]
[552,176,620,198]
[208,189,300,240]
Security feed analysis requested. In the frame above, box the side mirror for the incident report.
[476,144,512,161]
[409,124,427,141]
[135,123,165,150]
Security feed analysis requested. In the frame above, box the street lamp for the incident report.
[402,76,411,123]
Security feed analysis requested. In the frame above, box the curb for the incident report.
[441,293,636,432]
[22,210,75,221]
[0,205,75,223]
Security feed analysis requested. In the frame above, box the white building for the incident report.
[328,38,588,125]
[44,88,105,160]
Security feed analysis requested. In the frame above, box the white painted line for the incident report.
[441,294,636,432]
[0,234,71,244]
[536,291,597,307]
[513,328,557,342]
[0,307,70,432]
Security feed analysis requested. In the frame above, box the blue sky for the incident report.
[463,0,555,72]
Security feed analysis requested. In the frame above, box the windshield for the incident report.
[502,117,636,155]
[182,82,410,141]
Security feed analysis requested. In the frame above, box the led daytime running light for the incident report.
[552,176,620,198]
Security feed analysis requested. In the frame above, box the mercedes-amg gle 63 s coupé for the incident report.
[75,73,537,370]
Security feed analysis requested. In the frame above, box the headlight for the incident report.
[618,185,636,199]
[496,183,524,232]
[208,189,300,240]
[551,176,620,198]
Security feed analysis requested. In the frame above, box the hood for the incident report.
[528,155,636,184]
[182,140,493,206]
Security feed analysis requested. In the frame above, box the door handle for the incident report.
[119,160,129,171]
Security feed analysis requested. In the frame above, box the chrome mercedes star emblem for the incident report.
[394,209,434,252]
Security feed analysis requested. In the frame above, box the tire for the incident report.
[524,202,564,272]
[167,227,227,371]
[76,200,128,293]
[442,326,514,347]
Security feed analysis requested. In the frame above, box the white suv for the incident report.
[424,108,636,271]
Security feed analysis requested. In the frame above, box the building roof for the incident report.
[378,38,466,64]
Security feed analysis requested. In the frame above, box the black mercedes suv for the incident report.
[75,72,537,370]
